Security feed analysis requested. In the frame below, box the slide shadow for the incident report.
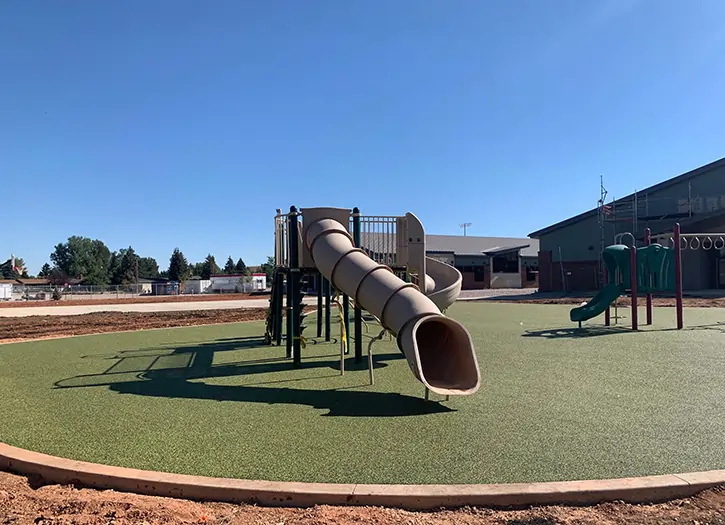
[54,336,441,417]
[521,326,633,339]
[109,378,452,417]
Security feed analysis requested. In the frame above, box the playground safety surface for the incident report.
[2,470,725,523]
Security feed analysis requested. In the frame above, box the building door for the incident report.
[719,258,725,289]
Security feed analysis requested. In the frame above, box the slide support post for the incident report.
[288,206,302,366]
[674,223,684,329]
[630,239,638,331]
[603,265,611,327]
[324,277,331,342]
[353,207,363,363]
[316,270,323,337]
[645,228,653,325]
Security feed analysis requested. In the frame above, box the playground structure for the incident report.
[264,206,481,396]
[571,223,725,330]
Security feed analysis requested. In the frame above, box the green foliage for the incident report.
[50,236,112,285]
[235,257,248,275]
[189,262,204,278]
[118,246,140,285]
[138,257,159,279]
[259,255,275,284]
[38,263,52,278]
[0,256,26,280]
[200,254,220,280]
[223,256,236,274]
[168,248,191,282]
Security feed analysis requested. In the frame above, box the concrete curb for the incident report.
[1,442,724,509]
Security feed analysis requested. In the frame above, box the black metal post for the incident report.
[342,293,350,353]
[316,271,323,338]
[324,276,331,342]
[352,207,363,362]
[275,270,283,346]
[285,269,292,358]
[288,206,302,366]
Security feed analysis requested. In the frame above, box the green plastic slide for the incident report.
[569,283,622,323]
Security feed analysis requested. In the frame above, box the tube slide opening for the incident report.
[401,315,480,395]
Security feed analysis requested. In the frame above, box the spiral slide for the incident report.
[304,214,480,396]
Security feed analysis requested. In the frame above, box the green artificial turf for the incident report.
[2,302,725,485]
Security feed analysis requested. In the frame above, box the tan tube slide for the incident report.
[305,217,480,396]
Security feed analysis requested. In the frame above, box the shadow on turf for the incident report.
[524,321,725,339]
[521,326,633,338]
[56,336,448,417]
[106,378,452,417]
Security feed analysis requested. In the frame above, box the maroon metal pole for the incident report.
[674,223,684,329]
[604,265,610,326]
[645,227,653,325]
[630,239,638,331]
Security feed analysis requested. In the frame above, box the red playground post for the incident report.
[644,228,653,325]
[630,237,638,330]
[674,223,684,329]
[604,265,611,326]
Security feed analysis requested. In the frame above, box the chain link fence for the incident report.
[11,284,152,301]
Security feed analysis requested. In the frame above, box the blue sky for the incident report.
[3,1,725,274]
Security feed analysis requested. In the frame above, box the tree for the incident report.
[48,267,70,285]
[138,257,159,279]
[0,256,26,279]
[38,263,52,278]
[50,236,111,285]
[168,248,190,282]
[200,254,219,280]
[235,257,248,275]
[190,262,204,278]
[118,246,140,285]
[259,255,275,285]
[223,256,236,274]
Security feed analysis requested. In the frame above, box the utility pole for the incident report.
[459,222,472,236]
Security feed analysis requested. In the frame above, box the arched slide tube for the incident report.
[305,215,480,396]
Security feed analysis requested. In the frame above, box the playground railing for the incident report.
[274,210,406,269]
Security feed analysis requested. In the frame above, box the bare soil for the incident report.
[0,309,267,344]
[0,293,262,309]
[0,471,724,524]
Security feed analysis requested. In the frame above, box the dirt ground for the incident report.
[0,293,260,309]
[0,309,267,343]
[495,295,725,308]
[0,471,724,524]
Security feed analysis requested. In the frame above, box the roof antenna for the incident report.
[459,222,472,236]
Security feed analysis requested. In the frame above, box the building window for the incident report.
[492,252,519,273]
[473,267,486,282]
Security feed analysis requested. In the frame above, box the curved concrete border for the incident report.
[1,442,724,509]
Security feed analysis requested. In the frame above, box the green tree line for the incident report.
[11,236,259,285]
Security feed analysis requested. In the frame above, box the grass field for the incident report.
[1,302,725,485]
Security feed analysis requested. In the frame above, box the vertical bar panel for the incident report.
[674,223,684,329]
[645,227,653,325]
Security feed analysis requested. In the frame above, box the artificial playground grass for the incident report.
[1,302,725,485]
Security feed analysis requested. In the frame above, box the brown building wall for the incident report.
[460,267,490,290]
[538,251,599,292]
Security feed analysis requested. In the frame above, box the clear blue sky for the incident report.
[3,1,725,274]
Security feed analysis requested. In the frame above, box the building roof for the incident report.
[0,279,16,285]
[16,278,50,285]
[528,156,725,238]
[426,235,539,258]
